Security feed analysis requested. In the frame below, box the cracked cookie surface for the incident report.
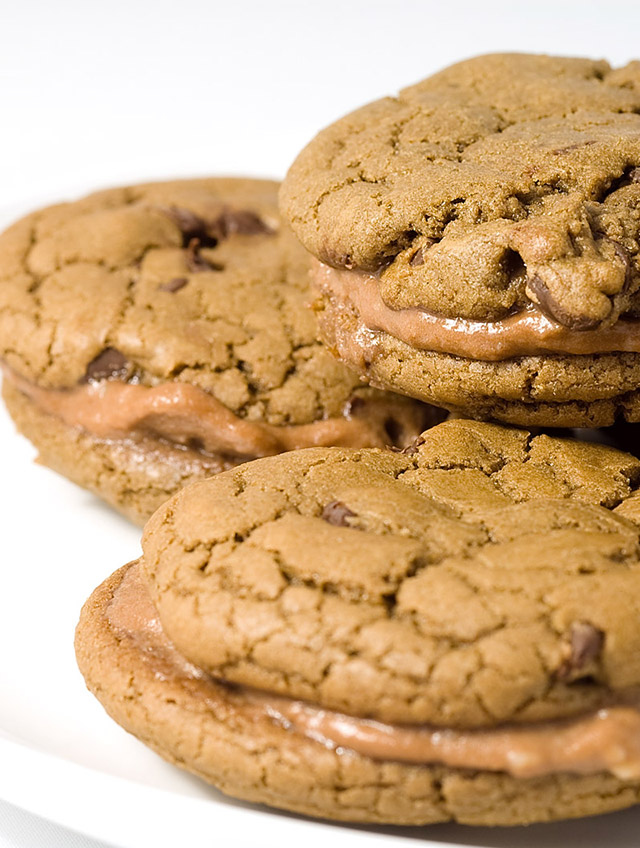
[75,562,640,825]
[76,419,640,825]
[281,54,640,426]
[141,418,640,728]
[0,178,438,522]
[281,54,640,327]
[1,177,375,415]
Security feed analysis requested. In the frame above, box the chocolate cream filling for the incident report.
[2,367,426,459]
[314,262,640,362]
[108,562,640,781]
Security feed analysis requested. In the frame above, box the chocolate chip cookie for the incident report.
[281,53,640,427]
[0,178,438,523]
[76,419,640,825]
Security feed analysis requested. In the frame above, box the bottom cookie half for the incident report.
[317,293,640,429]
[75,565,640,827]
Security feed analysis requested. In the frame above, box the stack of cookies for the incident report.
[5,53,640,827]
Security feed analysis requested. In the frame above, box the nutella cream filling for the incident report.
[4,367,419,458]
[314,262,640,362]
[109,562,640,781]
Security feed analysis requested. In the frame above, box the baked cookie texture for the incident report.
[77,419,640,825]
[280,54,640,426]
[0,178,438,523]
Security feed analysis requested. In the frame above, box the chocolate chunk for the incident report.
[164,205,272,248]
[527,274,602,330]
[215,209,273,238]
[556,621,605,682]
[186,239,224,273]
[322,501,356,526]
[158,277,188,293]
[83,348,129,383]
[164,207,219,248]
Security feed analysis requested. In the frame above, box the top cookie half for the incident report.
[0,178,437,523]
[281,54,640,427]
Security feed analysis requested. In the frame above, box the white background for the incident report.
[2,1,640,846]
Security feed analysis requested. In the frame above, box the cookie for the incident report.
[76,419,640,825]
[280,53,640,427]
[0,178,439,524]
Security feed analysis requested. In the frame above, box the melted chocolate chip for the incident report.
[322,501,356,526]
[186,239,224,272]
[158,277,188,293]
[556,621,605,682]
[527,274,602,330]
[83,348,129,383]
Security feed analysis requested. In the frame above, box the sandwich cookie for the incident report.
[281,54,640,427]
[0,178,437,523]
[76,419,640,825]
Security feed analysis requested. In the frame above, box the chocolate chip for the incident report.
[215,209,273,238]
[158,277,188,293]
[83,348,129,383]
[322,501,356,526]
[164,205,273,248]
[527,274,602,330]
[186,239,224,273]
[164,207,219,248]
[556,621,605,682]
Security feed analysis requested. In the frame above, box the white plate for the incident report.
[1,201,640,848]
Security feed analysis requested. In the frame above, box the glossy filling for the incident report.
[314,262,640,362]
[3,367,426,458]
[107,562,640,781]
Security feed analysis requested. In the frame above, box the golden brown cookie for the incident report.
[76,419,640,824]
[0,178,438,523]
[280,54,640,427]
